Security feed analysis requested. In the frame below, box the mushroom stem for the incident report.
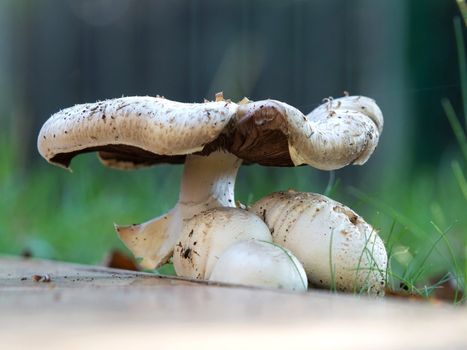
[178,151,242,215]
[116,150,242,269]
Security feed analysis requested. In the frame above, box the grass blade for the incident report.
[324,171,340,198]
[323,170,335,197]
[348,187,428,241]
[452,160,467,201]
[454,17,467,126]
[457,1,467,27]
[442,98,467,163]
[430,221,462,303]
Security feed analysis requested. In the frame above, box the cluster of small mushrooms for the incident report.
[38,92,387,295]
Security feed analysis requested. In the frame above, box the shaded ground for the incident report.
[1,256,466,350]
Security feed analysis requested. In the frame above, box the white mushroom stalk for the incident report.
[116,151,242,269]
[250,190,387,295]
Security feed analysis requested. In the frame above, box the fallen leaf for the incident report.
[103,250,139,271]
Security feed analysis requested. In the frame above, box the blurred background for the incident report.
[0,0,465,299]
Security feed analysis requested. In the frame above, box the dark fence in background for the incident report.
[0,0,462,183]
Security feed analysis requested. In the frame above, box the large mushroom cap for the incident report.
[38,94,383,170]
[37,96,237,169]
[233,95,383,169]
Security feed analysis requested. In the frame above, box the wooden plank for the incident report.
[0,256,466,350]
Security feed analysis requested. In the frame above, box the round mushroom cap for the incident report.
[37,94,383,170]
[209,240,308,291]
[250,191,387,295]
[173,207,272,280]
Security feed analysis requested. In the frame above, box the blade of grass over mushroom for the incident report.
[353,233,375,294]
[258,240,308,291]
[329,228,337,293]
[384,219,397,286]
[352,228,383,295]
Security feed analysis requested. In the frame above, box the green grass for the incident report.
[0,137,181,264]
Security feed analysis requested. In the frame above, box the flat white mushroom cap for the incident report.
[209,240,308,291]
[251,191,387,295]
[38,96,237,169]
[173,207,272,280]
[38,94,383,171]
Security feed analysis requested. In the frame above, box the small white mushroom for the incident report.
[173,207,272,280]
[209,240,308,292]
[250,191,387,295]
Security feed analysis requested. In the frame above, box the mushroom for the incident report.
[173,207,272,279]
[37,93,382,270]
[38,95,240,269]
[209,240,308,292]
[250,191,387,295]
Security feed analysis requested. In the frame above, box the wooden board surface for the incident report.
[0,256,466,350]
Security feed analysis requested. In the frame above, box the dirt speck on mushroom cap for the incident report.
[173,207,272,280]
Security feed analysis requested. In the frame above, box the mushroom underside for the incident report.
[48,128,293,169]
